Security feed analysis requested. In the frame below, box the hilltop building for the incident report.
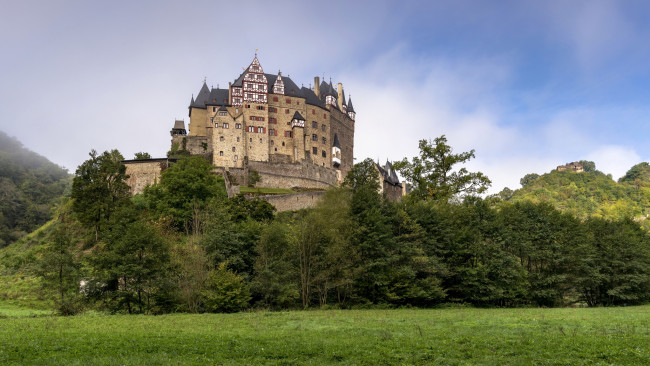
[557,162,584,173]
[171,55,355,189]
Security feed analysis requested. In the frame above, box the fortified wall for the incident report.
[123,158,175,194]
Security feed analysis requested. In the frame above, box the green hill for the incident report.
[0,131,71,247]
[506,162,650,226]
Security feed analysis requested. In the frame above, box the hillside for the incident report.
[0,131,71,246]
[507,163,650,225]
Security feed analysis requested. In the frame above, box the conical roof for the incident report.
[191,82,210,108]
[347,96,355,113]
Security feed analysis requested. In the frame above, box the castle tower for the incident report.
[347,96,356,121]
[188,82,210,136]
[291,111,305,162]
[337,83,347,113]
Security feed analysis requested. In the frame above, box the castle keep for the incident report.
[170,55,355,188]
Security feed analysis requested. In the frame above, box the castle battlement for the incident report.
[173,55,355,188]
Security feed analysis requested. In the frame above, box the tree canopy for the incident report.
[393,136,491,201]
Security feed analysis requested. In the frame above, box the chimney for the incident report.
[337,82,344,110]
[314,76,320,97]
[228,82,232,105]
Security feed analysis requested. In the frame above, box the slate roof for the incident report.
[190,82,211,109]
[218,105,228,111]
[206,88,230,106]
[301,87,326,109]
[292,111,305,121]
[232,72,245,87]
[341,88,347,107]
[377,161,401,186]
[347,96,355,113]
[266,73,278,92]
[282,75,303,98]
[333,133,341,148]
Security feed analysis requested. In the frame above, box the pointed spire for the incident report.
[347,96,355,112]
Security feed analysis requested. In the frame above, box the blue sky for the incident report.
[2,0,650,193]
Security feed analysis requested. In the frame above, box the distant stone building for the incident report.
[375,161,407,201]
[557,162,584,173]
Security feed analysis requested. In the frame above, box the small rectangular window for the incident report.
[322,137,326,144]
[312,147,318,155]
[312,121,318,128]
[219,151,224,156]
[285,109,289,114]
[248,126,255,132]
[312,109,315,115]
[312,134,318,141]
[285,131,293,138]
[273,96,278,102]
[286,99,291,104]
[214,123,219,128]
[235,123,242,129]
[223,123,229,129]
[322,150,326,158]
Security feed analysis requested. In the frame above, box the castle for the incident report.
[124,55,405,209]
[169,55,355,189]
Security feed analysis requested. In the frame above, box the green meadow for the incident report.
[1,305,649,365]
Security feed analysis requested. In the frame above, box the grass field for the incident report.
[1,306,649,365]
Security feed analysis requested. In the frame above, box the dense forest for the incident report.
[0,131,70,247]
[506,161,650,230]
[1,136,650,315]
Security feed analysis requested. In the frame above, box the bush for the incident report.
[202,262,251,313]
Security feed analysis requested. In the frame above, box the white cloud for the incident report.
[585,146,641,180]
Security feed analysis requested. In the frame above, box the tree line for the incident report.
[40,138,650,314]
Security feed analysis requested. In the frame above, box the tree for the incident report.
[134,152,152,159]
[202,262,251,313]
[39,221,82,315]
[393,136,491,202]
[88,207,170,314]
[71,149,131,241]
[519,173,540,187]
[144,156,226,232]
[579,160,596,173]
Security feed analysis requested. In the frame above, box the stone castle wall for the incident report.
[254,191,326,212]
[249,160,337,189]
[124,159,172,194]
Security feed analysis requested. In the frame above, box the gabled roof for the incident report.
[347,96,355,113]
[376,161,401,186]
[333,133,341,148]
[190,82,211,109]
[292,111,305,121]
[301,87,326,109]
[206,88,230,106]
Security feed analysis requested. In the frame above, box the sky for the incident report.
[3,0,650,193]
